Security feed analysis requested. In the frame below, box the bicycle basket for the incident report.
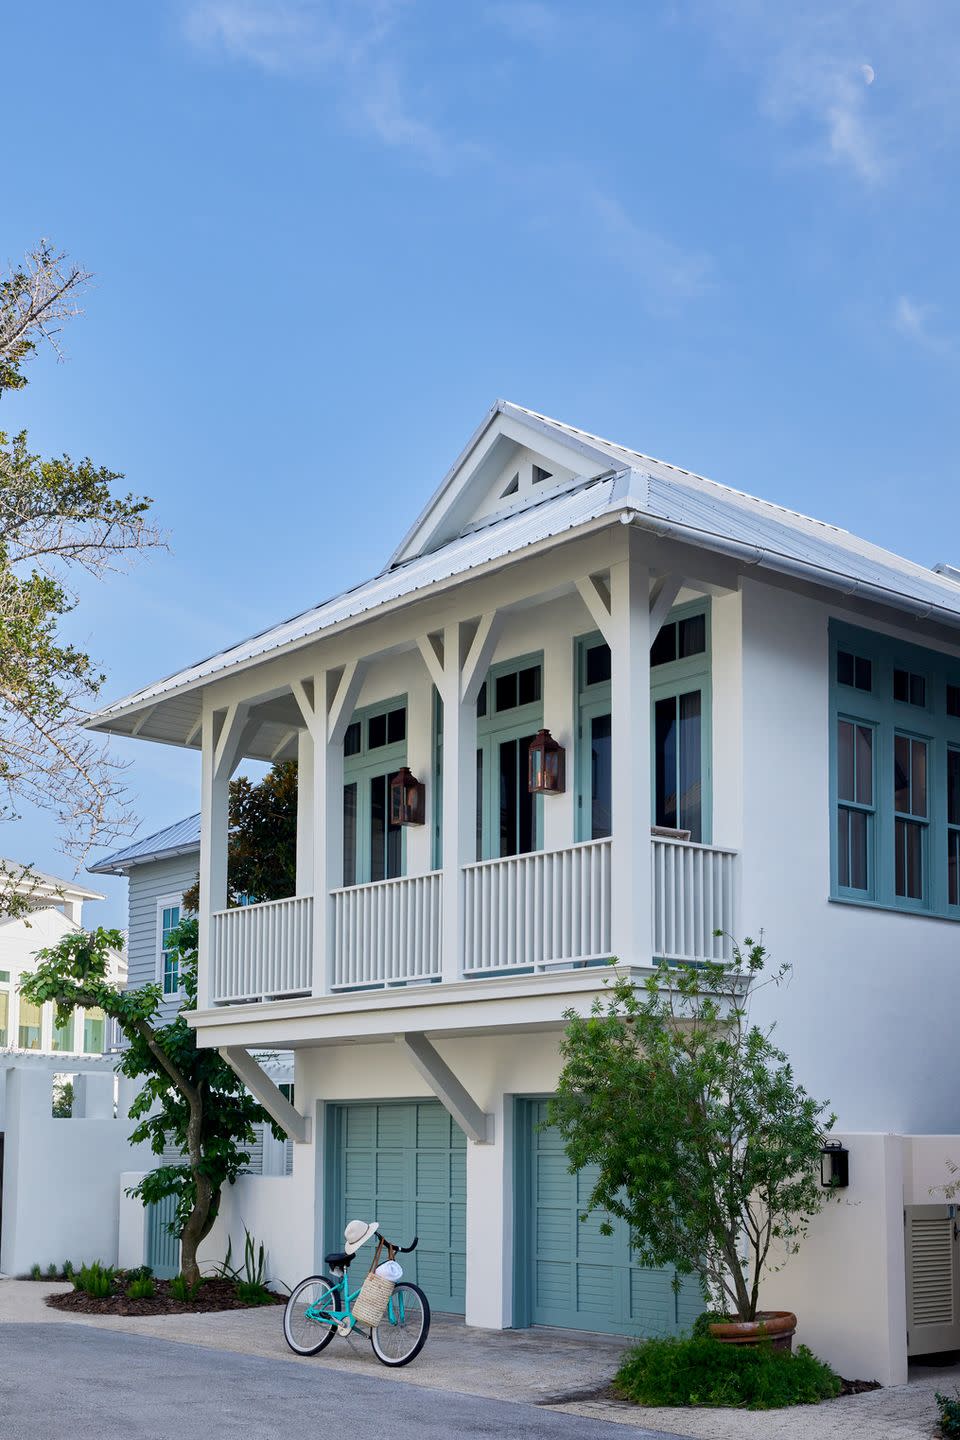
[353,1271,395,1327]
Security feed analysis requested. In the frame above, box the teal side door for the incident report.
[326,1100,466,1314]
[515,1099,702,1336]
[145,1194,180,1279]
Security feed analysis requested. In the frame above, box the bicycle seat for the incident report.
[324,1251,354,1269]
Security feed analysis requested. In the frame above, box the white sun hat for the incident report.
[343,1219,379,1254]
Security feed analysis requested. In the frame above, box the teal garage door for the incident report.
[516,1099,702,1336]
[327,1101,466,1315]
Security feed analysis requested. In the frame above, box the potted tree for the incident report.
[549,936,833,1346]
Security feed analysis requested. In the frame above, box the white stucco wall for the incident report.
[736,578,960,1134]
[1,1066,152,1275]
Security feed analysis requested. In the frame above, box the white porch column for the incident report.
[609,536,652,967]
[197,709,229,1011]
[308,664,367,996]
[437,615,503,983]
[295,728,315,894]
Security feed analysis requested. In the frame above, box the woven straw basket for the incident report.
[353,1271,395,1327]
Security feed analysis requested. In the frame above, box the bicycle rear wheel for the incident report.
[283,1275,339,1356]
[370,1282,431,1367]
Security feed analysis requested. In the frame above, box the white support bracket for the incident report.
[219,1047,311,1145]
[460,611,504,706]
[214,702,252,782]
[416,632,446,691]
[575,573,613,645]
[395,1032,494,1145]
[327,660,368,745]
[649,574,685,636]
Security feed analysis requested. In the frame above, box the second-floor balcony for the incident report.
[208,835,739,1005]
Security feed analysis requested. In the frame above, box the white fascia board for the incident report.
[185,965,657,1050]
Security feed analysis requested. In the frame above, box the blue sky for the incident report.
[5,0,960,924]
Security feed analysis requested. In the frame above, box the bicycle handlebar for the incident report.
[379,1234,418,1254]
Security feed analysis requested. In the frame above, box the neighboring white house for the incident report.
[84,399,960,1375]
[0,865,122,1082]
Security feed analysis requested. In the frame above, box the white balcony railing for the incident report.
[331,871,442,989]
[463,839,612,975]
[651,837,738,964]
[211,895,313,1002]
[207,840,740,1004]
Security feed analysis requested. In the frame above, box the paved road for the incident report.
[0,1324,691,1440]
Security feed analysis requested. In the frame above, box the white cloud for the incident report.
[586,189,713,305]
[893,295,953,353]
[181,0,456,167]
[684,0,960,187]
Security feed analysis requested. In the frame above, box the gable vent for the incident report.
[532,465,552,485]
[500,472,520,498]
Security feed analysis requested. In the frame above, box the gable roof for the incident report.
[88,814,201,875]
[0,862,103,904]
[86,399,960,746]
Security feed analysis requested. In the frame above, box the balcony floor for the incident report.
[189,963,655,1049]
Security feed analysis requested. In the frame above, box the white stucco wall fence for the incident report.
[0,1065,151,1276]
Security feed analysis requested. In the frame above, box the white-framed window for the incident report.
[0,968,10,1046]
[157,897,183,997]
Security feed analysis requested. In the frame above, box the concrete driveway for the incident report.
[2,1281,959,1438]
[0,1322,689,1440]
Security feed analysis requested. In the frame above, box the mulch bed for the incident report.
[46,1278,285,1317]
[838,1377,882,1396]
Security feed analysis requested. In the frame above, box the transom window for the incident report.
[893,668,926,707]
[830,620,960,917]
[837,649,873,692]
[651,612,706,669]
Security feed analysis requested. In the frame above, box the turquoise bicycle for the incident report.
[283,1232,430,1367]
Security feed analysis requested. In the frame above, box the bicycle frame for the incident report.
[306,1273,407,1333]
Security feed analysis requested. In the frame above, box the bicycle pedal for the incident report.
[337,1318,353,1337]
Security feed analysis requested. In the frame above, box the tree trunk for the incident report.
[179,1088,217,1286]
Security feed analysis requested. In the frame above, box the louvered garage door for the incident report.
[906,1203,960,1355]
[327,1101,466,1314]
[517,1099,702,1336]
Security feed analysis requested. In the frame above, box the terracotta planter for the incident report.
[708,1311,797,1351]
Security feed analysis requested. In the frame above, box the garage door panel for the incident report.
[416,1149,449,1194]
[520,1099,703,1337]
[577,1265,617,1315]
[329,1100,465,1316]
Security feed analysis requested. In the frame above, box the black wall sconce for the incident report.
[820,1140,849,1189]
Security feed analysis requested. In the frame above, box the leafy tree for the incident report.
[0,242,162,914]
[548,939,834,1321]
[21,921,278,1285]
[182,760,297,912]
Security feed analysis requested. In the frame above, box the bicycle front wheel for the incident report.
[370,1281,431,1366]
[283,1275,339,1356]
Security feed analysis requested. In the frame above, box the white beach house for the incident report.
[85,400,960,1374]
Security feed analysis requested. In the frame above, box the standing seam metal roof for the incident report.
[88,814,201,873]
[87,400,960,729]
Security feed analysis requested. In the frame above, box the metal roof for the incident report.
[0,861,104,902]
[89,814,201,874]
[87,399,960,741]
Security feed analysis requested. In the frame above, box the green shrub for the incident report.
[29,1263,42,1280]
[46,1263,59,1279]
[691,1311,730,1339]
[169,1273,202,1303]
[233,1280,274,1307]
[73,1262,116,1299]
[937,1390,960,1438]
[124,1264,153,1285]
[62,1261,74,1280]
[614,1336,841,1410]
[125,1276,155,1300]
